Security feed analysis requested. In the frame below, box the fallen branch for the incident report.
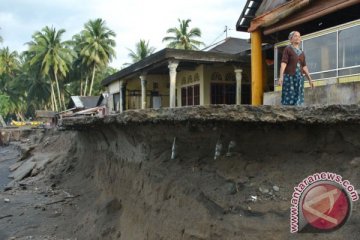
[45,194,81,206]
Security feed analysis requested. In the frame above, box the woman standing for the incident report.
[278,31,314,105]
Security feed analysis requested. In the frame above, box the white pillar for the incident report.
[235,69,243,105]
[119,80,124,112]
[168,61,179,108]
[140,74,147,109]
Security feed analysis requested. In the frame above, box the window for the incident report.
[303,32,337,79]
[194,84,200,105]
[181,84,200,106]
[113,93,120,112]
[211,84,235,104]
[274,46,286,81]
[210,72,235,104]
[187,86,193,105]
[338,25,360,76]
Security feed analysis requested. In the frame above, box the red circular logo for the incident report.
[301,183,350,231]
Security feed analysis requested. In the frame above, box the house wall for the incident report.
[176,64,247,106]
[125,75,170,109]
[106,63,251,111]
[107,81,120,111]
[203,65,212,105]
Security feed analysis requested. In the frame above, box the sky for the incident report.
[0,0,249,69]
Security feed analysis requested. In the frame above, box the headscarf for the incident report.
[288,31,298,40]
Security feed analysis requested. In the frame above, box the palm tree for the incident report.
[0,47,24,118]
[20,53,52,111]
[71,33,90,96]
[0,47,21,112]
[26,26,74,111]
[162,19,204,50]
[79,18,116,96]
[127,39,156,63]
[0,47,20,77]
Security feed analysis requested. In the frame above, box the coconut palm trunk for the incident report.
[80,78,83,96]
[61,91,66,111]
[50,81,57,111]
[54,70,63,110]
[83,75,88,96]
[89,65,96,96]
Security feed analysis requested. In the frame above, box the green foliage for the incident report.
[64,65,117,97]
[26,26,76,111]
[0,47,27,116]
[0,19,118,116]
[0,94,11,116]
[27,26,74,78]
[80,18,116,68]
[0,47,20,75]
[127,39,156,63]
[163,19,204,50]
[73,18,116,96]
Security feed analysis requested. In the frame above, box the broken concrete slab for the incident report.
[9,161,23,172]
[0,154,19,162]
[8,158,36,181]
[31,155,56,176]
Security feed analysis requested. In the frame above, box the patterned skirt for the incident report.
[281,67,304,106]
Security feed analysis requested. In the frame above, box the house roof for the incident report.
[68,96,100,109]
[102,48,249,86]
[237,0,359,34]
[97,93,108,106]
[206,37,251,55]
[237,0,360,43]
[261,0,360,36]
[236,0,264,32]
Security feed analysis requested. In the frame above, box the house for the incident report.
[101,38,252,113]
[60,95,107,118]
[236,0,360,105]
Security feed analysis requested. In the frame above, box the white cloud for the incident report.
[0,0,249,68]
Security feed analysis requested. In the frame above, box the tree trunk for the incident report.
[89,65,96,96]
[17,112,25,122]
[50,81,57,112]
[54,71,63,111]
[61,91,66,111]
[50,85,54,111]
[83,76,89,96]
[80,77,83,96]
